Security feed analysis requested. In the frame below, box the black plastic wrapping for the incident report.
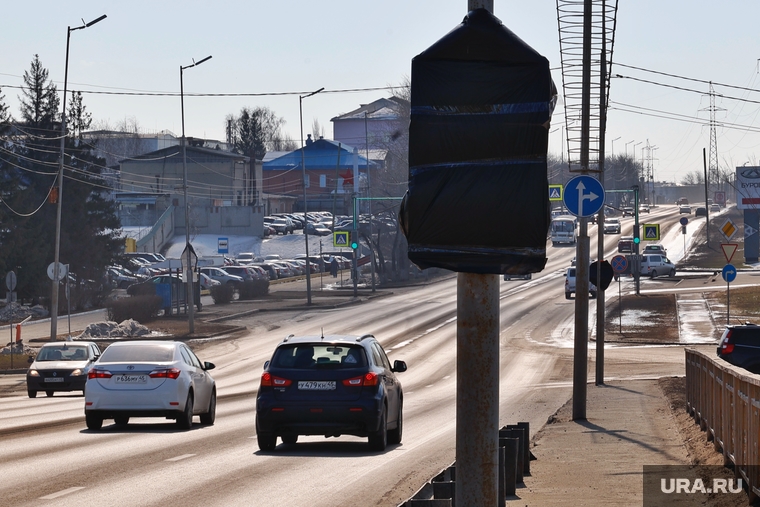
[401,8,557,274]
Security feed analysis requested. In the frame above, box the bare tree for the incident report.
[311,118,325,140]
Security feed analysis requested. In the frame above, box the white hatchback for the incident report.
[84,341,216,430]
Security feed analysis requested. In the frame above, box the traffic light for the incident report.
[350,231,359,250]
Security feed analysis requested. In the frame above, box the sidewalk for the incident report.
[515,379,689,506]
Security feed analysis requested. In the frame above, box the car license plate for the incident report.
[115,374,148,384]
[44,377,64,382]
[298,381,336,391]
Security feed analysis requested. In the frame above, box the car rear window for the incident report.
[272,344,368,369]
[100,344,175,362]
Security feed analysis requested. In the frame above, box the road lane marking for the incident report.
[40,487,85,499]
[165,453,196,462]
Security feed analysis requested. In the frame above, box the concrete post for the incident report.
[457,273,499,506]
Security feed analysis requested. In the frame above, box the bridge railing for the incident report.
[686,348,760,502]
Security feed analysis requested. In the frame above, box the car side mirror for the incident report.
[204,361,216,371]
[392,360,407,373]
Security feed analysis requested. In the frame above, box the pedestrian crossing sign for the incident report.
[549,184,563,201]
[333,231,349,248]
[642,224,660,241]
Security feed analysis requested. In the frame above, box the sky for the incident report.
[3,1,760,186]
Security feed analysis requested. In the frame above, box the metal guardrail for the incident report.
[686,349,760,502]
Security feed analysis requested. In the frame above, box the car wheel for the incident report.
[86,413,103,430]
[28,390,37,398]
[281,434,298,445]
[46,391,54,397]
[257,425,277,451]
[114,416,130,426]
[565,292,571,300]
[670,269,676,277]
[368,406,388,452]
[200,389,216,425]
[177,392,194,430]
[388,402,403,445]
[650,270,657,279]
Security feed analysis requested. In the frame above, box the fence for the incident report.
[686,348,760,502]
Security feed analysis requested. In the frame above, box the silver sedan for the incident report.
[84,341,216,430]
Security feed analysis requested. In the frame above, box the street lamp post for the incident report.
[299,87,324,306]
[625,140,635,157]
[180,55,212,334]
[50,14,106,341]
[610,136,621,157]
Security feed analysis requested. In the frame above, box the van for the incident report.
[640,254,675,278]
[550,216,577,246]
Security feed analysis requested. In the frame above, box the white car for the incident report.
[84,341,217,430]
[603,218,621,234]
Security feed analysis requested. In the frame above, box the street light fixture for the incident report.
[299,87,324,306]
[625,140,635,157]
[610,136,621,157]
[50,14,107,341]
[180,55,212,334]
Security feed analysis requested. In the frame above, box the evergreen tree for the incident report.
[228,106,290,160]
[0,56,121,309]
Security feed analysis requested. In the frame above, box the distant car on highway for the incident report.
[617,236,634,253]
[695,206,707,217]
[622,207,635,217]
[26,341,102,398]
[679,205,691,214]
[710,203,721,213]
[639,204,650,213]
[603,218,621,234]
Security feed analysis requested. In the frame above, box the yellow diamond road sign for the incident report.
[333,231,349,248]
[721,219,737,241]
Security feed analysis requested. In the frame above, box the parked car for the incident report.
[617,236,634,253]
[26,341,102,398]
[253,263,278,281]
[199,267,244,286]
[305,222,332,236]
[640,254,676,278]
[199,272,221,291]
[603,218,621,234]
[564,267,597,300]
[679,204,691,214]
[271,218,294,235]
[717,323,760,373]
[222,265,258,282]
[84,340,216,430]
[256,333,407,451]
[106,266,140,289]
[695,206,707,217]
[236,252,256,264]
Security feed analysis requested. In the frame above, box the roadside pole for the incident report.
[456,2,499,504]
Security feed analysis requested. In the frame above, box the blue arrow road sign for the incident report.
[562,175,605,217]
[722,264,737,283]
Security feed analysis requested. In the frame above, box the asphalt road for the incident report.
[0,204,741,507]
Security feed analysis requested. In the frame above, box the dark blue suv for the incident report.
[717,323,760,373]
[256,334,407,452]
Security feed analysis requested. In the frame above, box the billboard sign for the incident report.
[735,166,760,210]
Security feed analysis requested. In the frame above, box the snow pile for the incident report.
[77,319,152,338]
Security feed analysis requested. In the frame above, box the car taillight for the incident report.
[88,369,112,379]
[342,372,379,387]
[721,331,735,354]
[149,368,181,379]
[260,372,291,387]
